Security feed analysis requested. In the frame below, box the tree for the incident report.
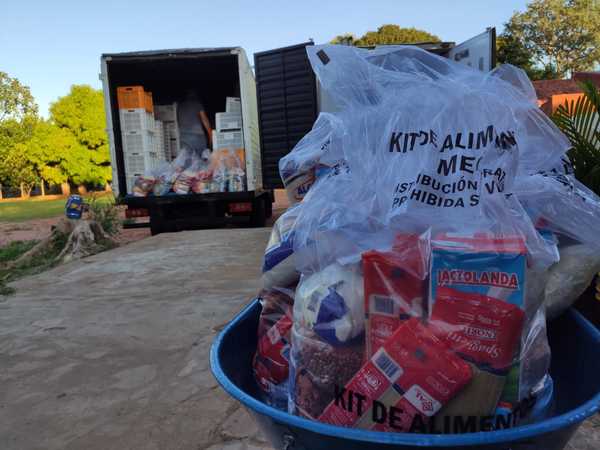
[332,25,440,47]
[0,72,38,196]
[0,72,38,122]
[331,33,357,46]
[1,142,38,197]
[505,0,600,78]
[49,85,111,187]
[20,121,77,187]
[497,26,558,80]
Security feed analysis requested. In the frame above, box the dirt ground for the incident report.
[0,217,151,248]
[1,228,274,450]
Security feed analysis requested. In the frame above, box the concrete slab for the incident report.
[0,229,272,450]
[0,227,597,449]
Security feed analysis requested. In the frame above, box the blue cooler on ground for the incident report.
[65,195,84,219]
[211,300,600,450]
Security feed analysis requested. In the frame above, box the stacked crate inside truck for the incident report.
[117,86,165,193]
[154,103,179,161]
[212,97,245,192]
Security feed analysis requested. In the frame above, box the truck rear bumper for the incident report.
[120,191,271,234]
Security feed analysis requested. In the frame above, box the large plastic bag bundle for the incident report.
[279,113,347,204]
[513,162,600,319]
[132,175,155,197]
[285,44,575,433]
[172,150,204,195]
[261,204,301,290]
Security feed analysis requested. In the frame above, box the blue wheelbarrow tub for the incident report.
[210,300,600,450]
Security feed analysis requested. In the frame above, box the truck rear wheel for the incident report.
[250,197,267,228]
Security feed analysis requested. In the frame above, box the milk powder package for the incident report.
[429,234,528,416]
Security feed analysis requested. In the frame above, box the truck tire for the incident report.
[250,197,267,228]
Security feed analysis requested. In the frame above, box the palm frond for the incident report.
[552,80,600,195]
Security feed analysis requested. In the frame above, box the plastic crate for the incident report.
[124,150,160,174]
[117,86,146,110]
[145,91,154,113]
[154,120,168,161]
[163,122,180,159]
[119,108,156,133]
[122,129,155,156]
[216,112,243,131]
[211,301,600,450]
[124,149,162,194]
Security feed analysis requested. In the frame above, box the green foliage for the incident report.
[1,145,38,195]
[331,33,357,45]
[505,0,600,78]
[497,28,558,80]
[0,239,39,296]
[0,240,38,263]
[49,85,111,186]
[0,72,38,122]
[0,72,39,189]
[87,194,121,235]
[0,232,68,295]
[332,25,440,47]
[0,197,68,223]
[22,120,78,186]
[553,80,600,194]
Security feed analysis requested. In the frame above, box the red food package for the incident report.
[430,287,525,372]
[253,288,294,390]
[318,318,472,432]
[254,315,293,387]
[362,234,428,359]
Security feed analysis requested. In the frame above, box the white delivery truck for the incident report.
[101,29,495,234]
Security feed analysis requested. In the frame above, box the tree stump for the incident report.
[5,218,116,269]
[57,219,116,263]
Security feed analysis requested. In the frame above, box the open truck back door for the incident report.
[254,42,318,189]
[447,28,496,72]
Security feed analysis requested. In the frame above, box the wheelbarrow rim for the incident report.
[210,300,600,447]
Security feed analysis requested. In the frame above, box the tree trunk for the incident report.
[61,182,71,196]
[41,180,45,197]
[19,183,29,198]
[105,182,112,193]
[0,183,3,200]
[77,185,87,195]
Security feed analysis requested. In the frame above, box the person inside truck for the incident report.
[177,89,213,155]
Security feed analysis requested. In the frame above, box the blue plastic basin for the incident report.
[210,300,600,450]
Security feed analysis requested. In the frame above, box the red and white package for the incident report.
[362,234,428,359]
[318,318,472,432]
[253,288,294,391]
[254,315,293,388]
[430,287,525,372]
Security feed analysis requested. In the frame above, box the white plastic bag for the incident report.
[279,113,347,204]
[286,44,572,433]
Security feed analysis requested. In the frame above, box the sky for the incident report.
[1,0,528,117]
